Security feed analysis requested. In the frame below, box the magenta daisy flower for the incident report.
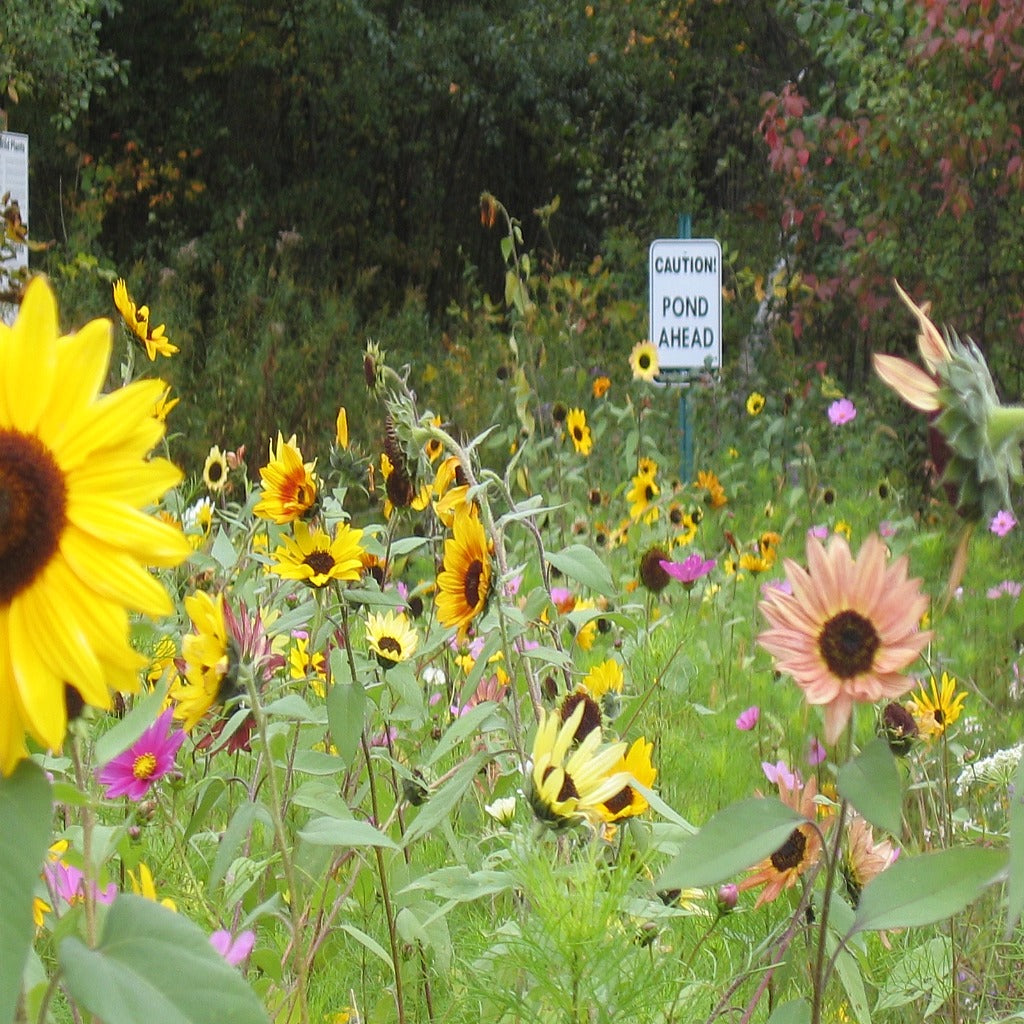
[96,708,186,800]
[990,509,1017,537]
[660,553,715,587]
[828,398,857,425]
[758,533,932,745]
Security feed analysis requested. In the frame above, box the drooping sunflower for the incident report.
[842,813,897,906]
[738,777,827,908]
[253,432,318,524]
[629,339,659,382]
[112,278,178,360]
[565,408,593,456]
[598,737,657,822]
[203,445,229,494]
[365,609,419,669]
[528,704,629,827]
[758,533,932,745]
[0,277,190,774]
[169,591,234,731]
[582,659,624,700]
[908,671,967,739]
[270,520,365,588]
[436,506,492,633]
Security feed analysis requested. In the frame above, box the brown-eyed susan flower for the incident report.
[746,391,766,416]
[877,700,919,756]
[738,776,826,907]
[695,470,727,508]
[0,277,190,774]
[170,591,234,731]
[558,689,604,743]
[436,506,491,632]
[254,432,318,523]
[874,280,1024,519]
[432,454,471,527]
[627,471,660,523]
[365,609,419,669]
[112,278,178,360]
[629,339,659,382]
[423,415,444,463]
[271,520,365,588]
[758,533,932,745]
[592,375,611,399]
[528,704,630,827]
[566,407,592,456]
[908,671,967,739]
[203,445,229,494]
[599,737,657,822]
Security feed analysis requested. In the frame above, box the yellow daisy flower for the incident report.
[170,591,233,731]
[565,407,593,456]
[592,376,611,399]
[598,737,657,822]
[270,520,365,588]
[365,609,419,668]
[582,659,624,699]
[112,278,178,360]
[202,444,229,494]
[436,506,491,633]
[0,277,189,773]
[746,391,766,416]
[629,339,659,382]
[908,672,967,738]
[254,432,318,524]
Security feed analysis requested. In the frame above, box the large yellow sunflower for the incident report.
[758,533,932,745]
[436,506,492,632]
[0,277,190,773]
[270,520,365,588]
[253,432,318,524]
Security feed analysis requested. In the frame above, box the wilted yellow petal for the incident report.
[894,280,951,373]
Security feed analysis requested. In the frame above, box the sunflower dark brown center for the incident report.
[377,635,402,658]
[304,550,336,577]
[603,785,633,816]
[770,827,807,872]
[559,691,602,742]
[573,426,584,441]
[208,461,224,482]
[0,430,68,605]
[464,559,484,608]
[639,353,651,370]
[818,609,879,679]
[541,765,579,804]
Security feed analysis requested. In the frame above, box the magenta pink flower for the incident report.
[806,737,827,765]
[761,760,799,789]
[990,509,1017,537]
[210,928,256,966]
[45,860,117,909]
[735,706,760,731]
[96,708,186,800]
[659,553,715,587]
[828,398,857,425]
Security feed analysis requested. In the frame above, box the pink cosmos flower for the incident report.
[807,524,828,540]
[735,706,760,731]
[806,737,827,765]
[210,928,256,966]
[96,708,186,800]
[761,760,799,790]
[828,398,857,425]
[659,553,715,587]
[990,509,1017,537]
[45,860,118,909]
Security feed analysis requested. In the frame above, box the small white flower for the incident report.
[484,796,517,826]
[422,665,447,689]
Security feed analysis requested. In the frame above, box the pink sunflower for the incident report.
[758,533,932,745]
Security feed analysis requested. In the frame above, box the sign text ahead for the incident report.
[648,238,722,372]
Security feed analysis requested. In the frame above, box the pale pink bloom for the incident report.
[807,524,828,540]
[828,398,857,425]
[210,928,256,966]
[758,533,932,745]
[990,509,1017,537]
[806,737,827,765]
[761,760,799,790]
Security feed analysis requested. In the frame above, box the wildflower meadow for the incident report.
[5,195,1024,1024]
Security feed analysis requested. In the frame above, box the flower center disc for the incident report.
[463,559,484,609]
[304,550,336,578]
[818,609,880,678]
[132,752,158,780]
[770,827,807,872]
[0,430,68,605]
[378,636,402,658]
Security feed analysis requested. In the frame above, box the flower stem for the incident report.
[985,403,1024,452]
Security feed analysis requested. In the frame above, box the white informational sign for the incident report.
[1,131,29,324]
[648,237,722,372]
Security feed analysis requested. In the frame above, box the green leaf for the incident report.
[210,527,239,570]
[0,761,52,1024]
[298,816,399,850]
[262,694,324,723]
[209,802,272,891]
[837,738,902,835]
[1006,752,1024,935]
[403,752,490,846]
[327,651,366,768]
[657,797,804,890]
[400,867,514,902]
[546,544,615,598]
[766,999,810,1024]
[853,846,1007,933]
[94,685,168,767]
[59,894,267,1024]
[337,923,393,971]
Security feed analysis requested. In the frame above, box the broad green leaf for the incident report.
[426,702,500,767]
[766,999,810,1024]
[853,847,1007,933]
[0,762,51,1024]
[837,738,902,835]
[337,923,392,971]
[298,816,399,850]
[94,685,168,766]
[59,894,267,1024]
[327,651,365,768]
[262,694,325,723]
[546,544,616,598]
[657,797,804,890]
[209,802,271,890]
[826,926,871,1024]
[210,527,239,570]
[874,936,951,1016]
[403,752,490,846]
[1006,752,1024,935]
[287,750,346,776]
[400,867,514,902]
